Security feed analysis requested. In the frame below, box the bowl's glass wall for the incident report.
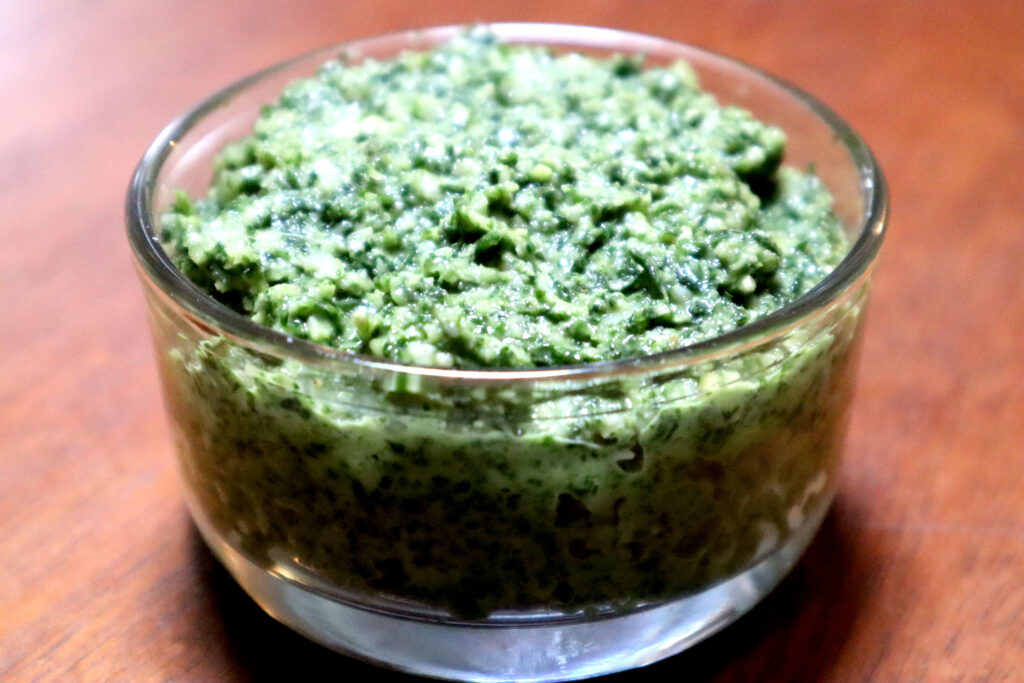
[131,25,883,624]
[143,277,867,621]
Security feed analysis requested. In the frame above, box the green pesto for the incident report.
[161,31,846,368]
[156,31,860,618]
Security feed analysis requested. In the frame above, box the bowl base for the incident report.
[192,499,829,682]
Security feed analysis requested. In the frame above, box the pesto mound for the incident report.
[162,30,846,368]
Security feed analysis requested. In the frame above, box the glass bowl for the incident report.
[126,23,886,682]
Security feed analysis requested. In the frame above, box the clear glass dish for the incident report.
[126,23,887,682]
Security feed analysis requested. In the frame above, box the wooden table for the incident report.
[2,1,1022,680]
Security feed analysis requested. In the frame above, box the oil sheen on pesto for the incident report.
[162,32,846,368]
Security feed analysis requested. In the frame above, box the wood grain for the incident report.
[2,1,1022,680]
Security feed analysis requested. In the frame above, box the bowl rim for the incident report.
[126,22,888,384]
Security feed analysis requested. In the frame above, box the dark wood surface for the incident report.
[2,1,1022,680]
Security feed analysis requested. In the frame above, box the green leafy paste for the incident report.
[162,30,846,369]
[157,30,861,619]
